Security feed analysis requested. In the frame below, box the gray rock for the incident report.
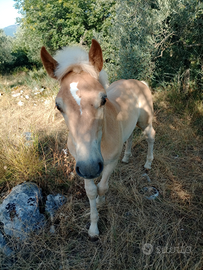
[45,194,67,217]
[0,182,67,256]
[0,182,45,240]
[45,194,67,233]
[23,132,34,146]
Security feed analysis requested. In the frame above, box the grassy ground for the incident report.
[0,72,203,270]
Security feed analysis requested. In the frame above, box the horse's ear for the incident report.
[89,39,103,72]
[40,46,58,79]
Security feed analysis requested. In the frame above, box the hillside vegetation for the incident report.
[2,25,19,37]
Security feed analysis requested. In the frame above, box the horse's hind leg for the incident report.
[122,132,133,163]
[143,124,155,169]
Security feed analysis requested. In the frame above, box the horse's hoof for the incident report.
[88,235,99,242]
[96,195,105,207]
[122,157,129,163]
[122,153,132,163]
[88,226,99,240]
[144,162,152,170]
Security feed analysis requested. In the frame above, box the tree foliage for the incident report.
[97,0,202,89]
[1,0,201,91]
[0,30,14,72]
[97,0,168,82]
[14,0,115,62]
[154,0,203,88]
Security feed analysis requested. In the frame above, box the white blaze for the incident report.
[70,82,82,114]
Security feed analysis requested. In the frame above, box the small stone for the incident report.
[50,225,56,233]
[18,101,24,106]
[45,194,67,217]
[12,93,21,98]
[44,99,50,105]
[62,149,68,155]
[23,132,32,141]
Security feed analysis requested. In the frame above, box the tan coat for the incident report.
[41,39,155,238]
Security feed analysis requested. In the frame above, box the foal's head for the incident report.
[41,40,108,179]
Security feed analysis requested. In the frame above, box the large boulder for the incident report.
[0,182,45,240]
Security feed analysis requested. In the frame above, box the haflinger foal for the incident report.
[41,39,155,238]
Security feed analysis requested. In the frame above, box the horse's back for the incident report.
[107,79,152,101]
[106,79,154,141]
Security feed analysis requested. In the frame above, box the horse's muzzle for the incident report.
[76,159,104,179]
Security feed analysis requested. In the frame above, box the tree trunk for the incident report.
[181,69,190,95]
[197,56,203,93]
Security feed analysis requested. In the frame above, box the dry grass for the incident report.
[0,74,203,270]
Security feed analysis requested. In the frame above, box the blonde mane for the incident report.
[54,46,109,90]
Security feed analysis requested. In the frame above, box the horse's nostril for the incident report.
[98,162,103,173]
[76,166,82,177]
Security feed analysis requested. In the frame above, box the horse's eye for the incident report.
[100,95,107,107]
[56,103,63,112]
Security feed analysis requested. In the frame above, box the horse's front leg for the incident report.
[96,160,118,207]
[84,179,99,238]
